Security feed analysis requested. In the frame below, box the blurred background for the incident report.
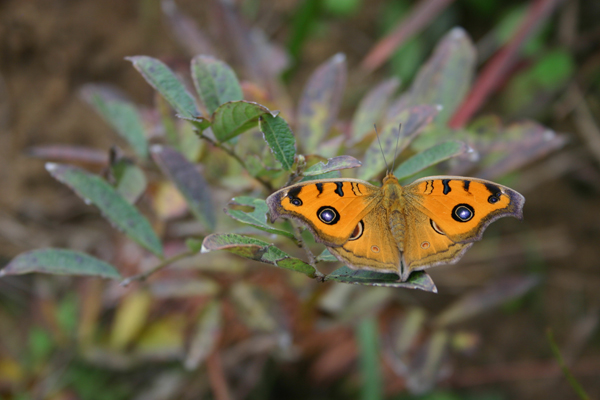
[1,0,600,399]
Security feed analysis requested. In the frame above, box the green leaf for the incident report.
[111,161,147,204]
[201,233,317,278]
[296,53,347,154]
[81,85,148,159]
[394,141,472,180]
[225,196,295,239]
[151,145,215,231]
[46,163,164,257]
[316,249,338,262]
[359,105,439,180]
[211,101,271,142]
[407,28,476,125]
[259,114,296,170]
[191,55,243,115]
[1,249,121,279]
[185,300,222,370]
[303,155,362,176]
[325,266,437,292]
[356,317,383,400]
[351,77,400,143]
[126,56,200,119]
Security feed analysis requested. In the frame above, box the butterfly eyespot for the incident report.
[452,204,475,222]
[317,206,339,225]
[371,245,380,253]
[421,241,430,249]
[488,195,500,204]
[348,221,364,241]
[290,198,302,206]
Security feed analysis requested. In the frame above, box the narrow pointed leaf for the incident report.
[1,249,121,279]
[191,55,243,115]
[408,28,476,125]
[394,141,473,180]
[325,266,437,292]
[395,308,427,356]
[351,77,400,143]
[127,56,200,119]
[110,291,153,351]
[359,105,439,180]
[225,196,295,239]
[201,233,316,278]
[316,249,338,263]
[297,53,347,154]
[434,275,540,327]
[46,163,163,257]
[304,155,362,176]
[185,300,222,370]
[81,85,148,159]
[211,101,271,142]
[259,114,296,170]
[151,145,215,231]
[407,330,449,393]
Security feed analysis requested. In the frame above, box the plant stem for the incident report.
[121,249,197,286]
[546,328,590,400]
[198,132,273,191]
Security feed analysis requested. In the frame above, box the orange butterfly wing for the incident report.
[266,179,381,246]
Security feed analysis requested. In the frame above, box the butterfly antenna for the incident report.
[374,124,389,173]
[391,123,402,173]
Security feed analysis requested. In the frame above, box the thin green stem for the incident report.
[546,328,590,400]
[121,249,197,286]
[198,132,273,191]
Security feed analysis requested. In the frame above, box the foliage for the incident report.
[1,0,582,399]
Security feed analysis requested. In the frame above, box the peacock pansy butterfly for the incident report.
[266,173,524,281]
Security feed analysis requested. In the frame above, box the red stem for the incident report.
[361,0,455,73]
[448,0,565,129]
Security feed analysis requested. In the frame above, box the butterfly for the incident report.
[266,173,524,281]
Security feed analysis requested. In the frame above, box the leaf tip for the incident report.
[435,104,444,111]
[0,268,5,277]
[150,144,164,154]
[45,162,59,172]
[332,53,346,64]
[450,27,466,39]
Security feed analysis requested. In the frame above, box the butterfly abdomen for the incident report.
[389,210,405,252]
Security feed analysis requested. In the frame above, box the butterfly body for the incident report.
[267,173,524,281]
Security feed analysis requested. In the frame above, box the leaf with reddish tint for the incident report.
[161,0,216,56]
[394,141,473,180]
[1,249,121,279]
[325,266,437,292]
[304,155,362,176]
[81,84,148,159]
[201,233,317,278]
[211,101,271,143]
[477,121,567,180]
[151,145,215,231]
[359,105,439,180]
[46,163,163,257]
[259,114,296,171]
[434,275,540,327]
[27,145,109,165]
[185,300,222,370]
[127,56,200,119]
[296,53,347,154]
[224,196,295,239]
[408,28,476,125]
[191,55,243,115]
[351,77,400,143]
